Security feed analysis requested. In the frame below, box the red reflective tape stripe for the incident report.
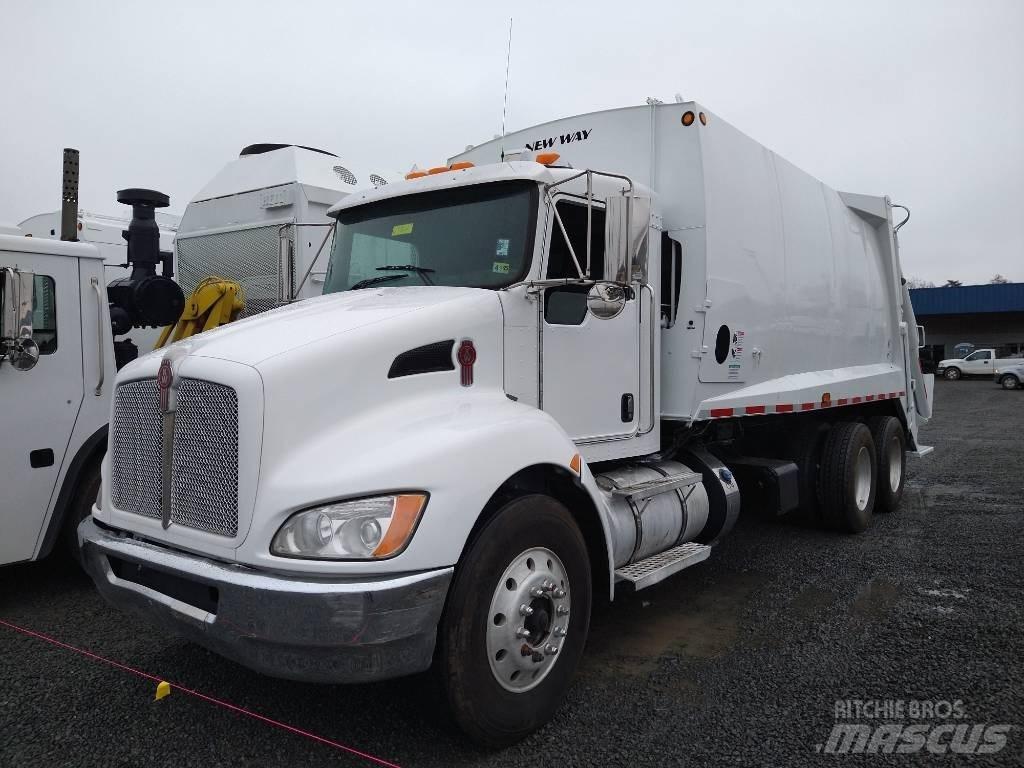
[898,390,905,397]
[801,402,815,411]
[851,396,862,404]
[775,403,794,413]
[709,408,733,418]
[888,392,897,399]
[865,394,875,401]
[836,398,848,406]
[745,405,766,415]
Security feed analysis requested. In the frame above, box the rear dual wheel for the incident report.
[437,494,591,747]
[817,417,907,532]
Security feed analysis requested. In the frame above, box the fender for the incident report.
[36,424,107,559]
[240,390,616,590]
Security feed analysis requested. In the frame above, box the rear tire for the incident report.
[818,422,877,533]
[1001,374,1020,390]
[867,416,906,513]
[944,367,961,381]
[437,494,592,747]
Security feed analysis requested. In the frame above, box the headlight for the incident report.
[271,494,427,560]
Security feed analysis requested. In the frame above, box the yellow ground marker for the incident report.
[154,681,171,701]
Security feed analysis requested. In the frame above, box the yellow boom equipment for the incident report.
[155,277,245,348]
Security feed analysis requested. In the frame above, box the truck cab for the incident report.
[0,234,114,565]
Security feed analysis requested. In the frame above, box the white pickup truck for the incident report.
[937,348,1020,381]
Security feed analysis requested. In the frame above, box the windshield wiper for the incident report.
[377,265,435,285]
[350,274,407,290]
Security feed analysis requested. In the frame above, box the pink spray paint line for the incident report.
[0,618,401,768]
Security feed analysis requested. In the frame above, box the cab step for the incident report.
[614,542,711,591]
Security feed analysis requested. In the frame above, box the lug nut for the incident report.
[519,604,534,616]
[554,626,567,637]
[553,588,566,599]
[544,644,559,656]
[515,626,531,639]
[556,605,569,616]
[530,587,546,598]
[543,579,556,591]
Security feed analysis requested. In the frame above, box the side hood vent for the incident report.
[388,340,455,379]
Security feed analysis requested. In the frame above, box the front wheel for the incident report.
[1001,374,1020,390]
[437,494,592,747]
[944,367,962,381]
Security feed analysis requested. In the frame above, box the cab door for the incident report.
[964,350,993,375]
[540,199,640,442]
[0,254,84,564]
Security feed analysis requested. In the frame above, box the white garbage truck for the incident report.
[79,102,934,745]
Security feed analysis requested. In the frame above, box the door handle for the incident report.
[91,277,104,396]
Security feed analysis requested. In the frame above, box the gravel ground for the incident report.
[2,380,1022,767]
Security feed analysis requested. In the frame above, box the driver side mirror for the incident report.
[604,194,651,285]
[1,267,40,372]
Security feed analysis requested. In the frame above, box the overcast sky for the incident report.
[1,0,1021,285]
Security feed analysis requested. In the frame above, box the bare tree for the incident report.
[990,274,1009,284]
[943,279,963,287]
[905,276,935,289]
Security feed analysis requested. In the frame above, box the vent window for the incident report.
[388,340,456,379]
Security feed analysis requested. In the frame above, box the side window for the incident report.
[32,275,57,354]
[660,233,682,327]
[545,201,605,326]
[977,350,992,360]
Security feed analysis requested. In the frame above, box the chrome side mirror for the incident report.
[7,336,40,371]
[917,325,926,349]
[587,283,626,320]
[1,267,39,372]
[604,194,651,285]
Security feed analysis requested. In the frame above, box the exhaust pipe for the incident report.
[60,148,80,242]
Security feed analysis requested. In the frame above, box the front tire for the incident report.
[944,367,962,381]
[1001,374,1020,390]
[818,422,877,533]
[437,494,591,747]
[62,460,101,565]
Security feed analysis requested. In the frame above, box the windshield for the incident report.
[323,181,538,294]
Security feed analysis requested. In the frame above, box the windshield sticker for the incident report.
[492,261,511,274]
[495,238,510,257]
[391,223,414,237]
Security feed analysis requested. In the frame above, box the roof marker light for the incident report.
[535,152,561,166]
[681,111,695,126]
[699,112,707,125]
[427,166,449,175]
[405,170,427,180]
[449,161,474,170]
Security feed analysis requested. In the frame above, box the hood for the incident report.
[152,287,495,368]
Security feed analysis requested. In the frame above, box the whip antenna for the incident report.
[501,17,513,151]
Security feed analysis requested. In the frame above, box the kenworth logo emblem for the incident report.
[157,359,173,412]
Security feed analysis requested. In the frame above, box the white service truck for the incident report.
[1,151,186,567]
[79,102,934,745]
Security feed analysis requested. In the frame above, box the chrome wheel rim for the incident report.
[486,547,570,693]
[945,368,959,380]
[854,446,873,511]
[1003,376,1017,390]
[887,435,902,493]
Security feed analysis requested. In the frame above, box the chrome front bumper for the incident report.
[78,517,452,684]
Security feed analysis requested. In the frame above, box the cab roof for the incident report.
[327,161,650,217]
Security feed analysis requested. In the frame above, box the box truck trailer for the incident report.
[79,102,934,745]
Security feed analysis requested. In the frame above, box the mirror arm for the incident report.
[91,277,105,395]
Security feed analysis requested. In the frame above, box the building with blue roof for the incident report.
[909,282,1024,365]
